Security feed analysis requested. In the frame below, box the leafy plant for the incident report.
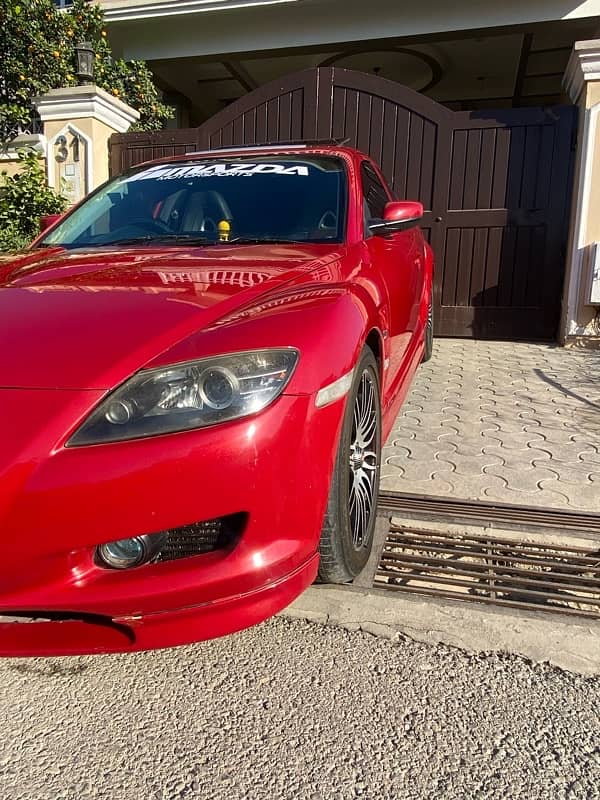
[0,150,67,251]
[0,0,173,147]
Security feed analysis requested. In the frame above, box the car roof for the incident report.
[130,143,366,171]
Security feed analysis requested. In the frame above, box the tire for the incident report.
[318,347,382,583]
[422,299,434,362]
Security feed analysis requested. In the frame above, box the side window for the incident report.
[361,162,389,231]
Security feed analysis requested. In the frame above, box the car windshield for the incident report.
[40,155,348,249]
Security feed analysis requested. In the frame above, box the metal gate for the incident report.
[110,68,577,341]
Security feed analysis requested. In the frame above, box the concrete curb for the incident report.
[279,584,600,676]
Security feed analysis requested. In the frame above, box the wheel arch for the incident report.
[365,328,384,376]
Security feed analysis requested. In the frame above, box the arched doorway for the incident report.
[110,67,576,340]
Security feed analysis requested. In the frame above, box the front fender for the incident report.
[151,285,380,397]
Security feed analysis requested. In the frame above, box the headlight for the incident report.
[68,348,299,446]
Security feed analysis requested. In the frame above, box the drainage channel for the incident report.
[374,492,600,619]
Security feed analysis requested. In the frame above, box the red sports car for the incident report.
[0,144,433,655]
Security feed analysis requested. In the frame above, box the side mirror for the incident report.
[39,213,63,233]
[369,201,424,235]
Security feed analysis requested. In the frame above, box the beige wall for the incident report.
[1,134,48,181]
[575,72,600,333]
[584,84,600,246]
[0,157,43,180]
[561,40,600,341]
[35,85,140,203]
[585,125,600,246]
[44,116,114,194]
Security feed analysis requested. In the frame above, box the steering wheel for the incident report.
[318,210,338,230]
[126,218,173,234]
[199,218,218,233]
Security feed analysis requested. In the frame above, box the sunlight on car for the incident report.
[0,144,432,656]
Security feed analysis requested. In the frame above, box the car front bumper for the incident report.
[0,389,343,655]
[0,556,319,656]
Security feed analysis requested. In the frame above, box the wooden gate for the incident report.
[110,68,576,340]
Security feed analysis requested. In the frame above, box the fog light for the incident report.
[96,534,164,569]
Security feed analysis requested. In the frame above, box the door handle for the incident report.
[434,217,443,223]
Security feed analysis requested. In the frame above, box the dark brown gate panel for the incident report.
[197,70,318,149]
[191,68,450,253]
[109,71,318,174]
[434,108,575,339]
[109,68,576,340]
[109,128,201,177]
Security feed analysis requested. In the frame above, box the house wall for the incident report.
[43,117,115,195]
[560,40,600,341]
[106,0,600,61]
[0,157,34,179]
[34,86,140,203]
[586,82,600,245]
[0,135,48,181]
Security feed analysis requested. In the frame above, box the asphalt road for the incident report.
[0,617,599,800]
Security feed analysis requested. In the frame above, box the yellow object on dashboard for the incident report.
[218,220,231,242]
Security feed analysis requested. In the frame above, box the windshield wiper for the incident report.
[93,234,217,247]
[227,236,305,245]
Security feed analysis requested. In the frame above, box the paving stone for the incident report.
[382,443,410,461]
[529,441,595,465]
[380,472,456,496]
[405,402,462,417]
[396,441,457,462]
[537,481,599,512]
[439,421,495,440]
[391,413,422,429]
[383,339,600,512]
[483,465,560,494]
[579,449,600,466]
[452,438,494,458]
[528,463,594,485]
[435,472,510,500]
[487,418,542,434]
[483,430,547,450]
[379,463,400,481]
[390,419,459,442]
[435,451,505,477]
[387,428,418,443]
[522,417,581,444]
[482,484,571,509]
[480,445,543,467]
[384,455,454,482]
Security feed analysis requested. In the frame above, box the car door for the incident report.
[360,161,424,400]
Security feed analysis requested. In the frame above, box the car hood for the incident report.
[0,243,343,389]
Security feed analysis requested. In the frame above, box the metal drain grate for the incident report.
[375,524,600,618]
[378,491,600,539]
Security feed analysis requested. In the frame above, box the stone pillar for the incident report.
[562,41,600,344]
[33,85,140,204]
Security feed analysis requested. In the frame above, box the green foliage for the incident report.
[0,150,67,252]
[0,0,173,145]
[0,226,30,254]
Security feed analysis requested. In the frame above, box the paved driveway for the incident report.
[381,340,600,512]
[1,617,599,800]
